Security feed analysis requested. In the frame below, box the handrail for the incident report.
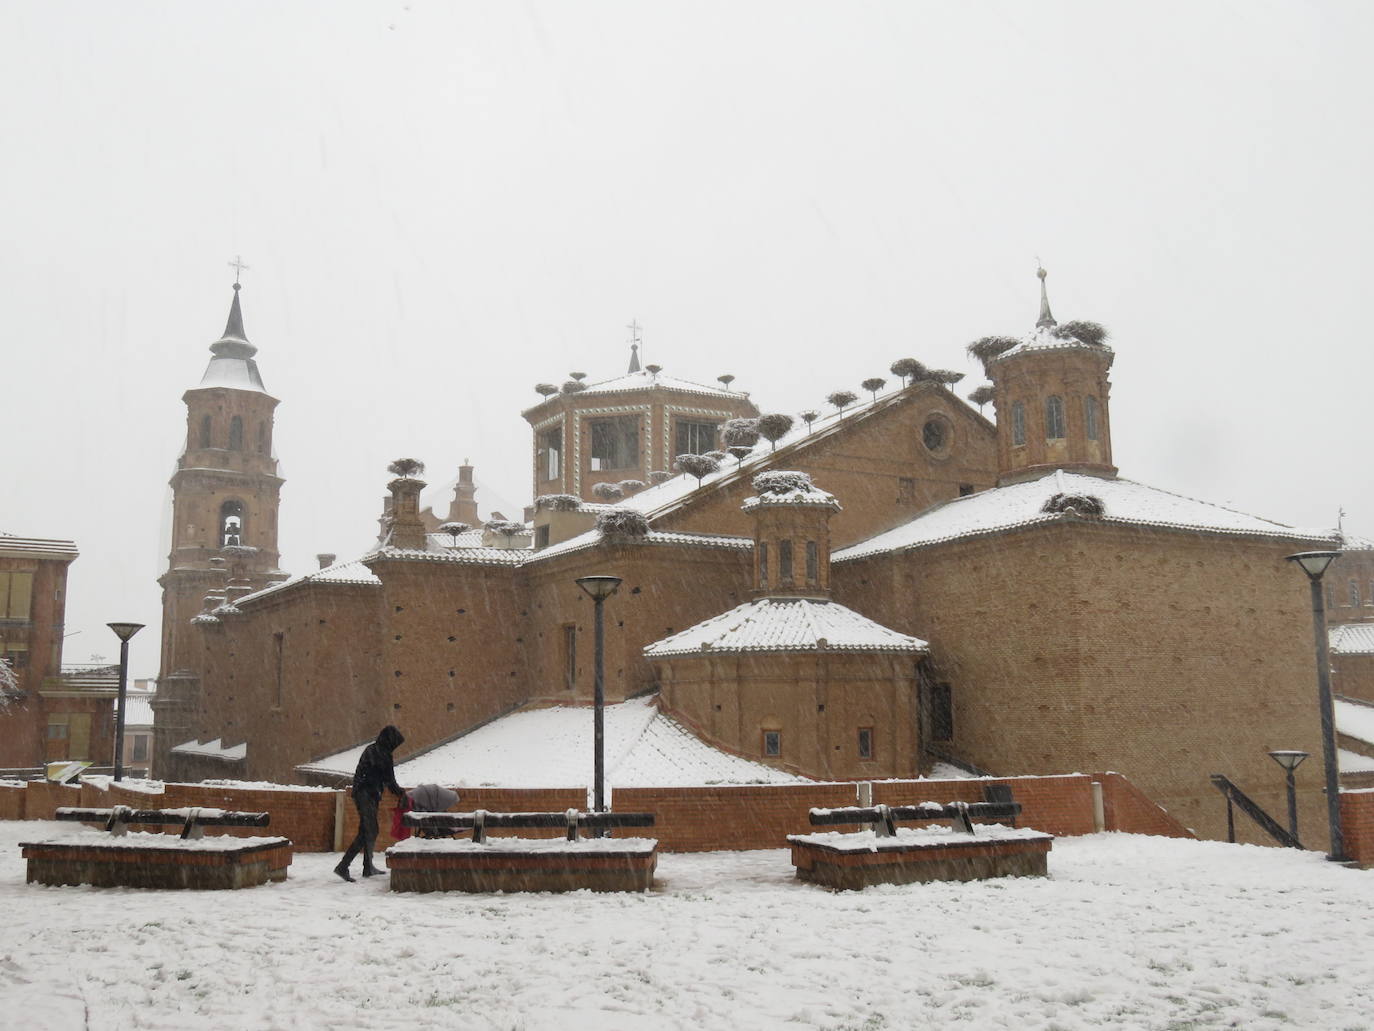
[1209,775,1302,849]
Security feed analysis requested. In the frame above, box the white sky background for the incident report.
[1,2,1371,679]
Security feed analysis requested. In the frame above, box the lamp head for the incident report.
[1286,551,1341,580]
[575,575,623,602]
[107,622,145,642]
[1268,749,1309,771]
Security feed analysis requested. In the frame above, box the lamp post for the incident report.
[107,622,145,782]
[1268,750,1308,842]
[1285,551,1346,862]
[574,575,622,817]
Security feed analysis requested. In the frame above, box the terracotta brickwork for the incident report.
[1338,789,1374,868]
[615,783,857,852]
[341,787,585,854]
[0,783,25,820]
[658,653,921,781]
[651,385,996,549]
[872,775,1100,837]
[834,522,1329,846]
[1095,772,1194,838]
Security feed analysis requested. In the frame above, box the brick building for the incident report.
[154,272,1354,845]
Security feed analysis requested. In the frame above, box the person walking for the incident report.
[334,725,406,882]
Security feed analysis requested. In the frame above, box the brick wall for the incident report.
[4,773,1199,854]
[616,783,858,852]
[1339,789,1374,868]
[22,780,82,819]
[0,783,25,820]
[1095,772,1194,838]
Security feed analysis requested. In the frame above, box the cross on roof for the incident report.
[228,255,250,286]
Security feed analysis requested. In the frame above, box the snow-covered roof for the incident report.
[197,354,267,392]
[0,534,78,561]
[523,369,747,417]
[302,695,808,787]
[835,470,1337,563]
[1341,748,1374,774]
[1331,623,1374,656]
[644,597,927,658]
[118,691,155,728]
[171,738,247,762]
[991,322,1113,364]
[365,544,528,567]
[741,487,841,513]
[527,527,752,564]
[234,557,381,607]
[1335,698,1374,749]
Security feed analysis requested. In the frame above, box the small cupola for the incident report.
[743,471,841,598]
[985,267,1117,485]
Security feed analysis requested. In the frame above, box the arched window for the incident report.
[219,500,244,548]
[1351,581,1362,608]
[257,421,268,454]
[779,540,793,582]
[1084,396,1100,441]
[228,416,243,451]
[1011,401,1026,446]
[199,415,212,449]
[1045,396,1065,440]
[806,541,819,584]
[758,542,769,587]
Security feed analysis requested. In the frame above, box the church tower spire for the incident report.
[1036,265,1056,328]
[153,276,286,775]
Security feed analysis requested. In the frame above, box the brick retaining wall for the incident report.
[0,773,1257,853]
[1338,789,1374,868]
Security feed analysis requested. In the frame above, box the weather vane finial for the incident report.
[228,255,250,289]
[1035,258,1055,327]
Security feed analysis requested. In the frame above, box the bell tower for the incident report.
[988,267,1116,485]
[152,279,285,770]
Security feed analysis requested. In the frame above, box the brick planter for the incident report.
[788,829,1053,890]
[386,837,657,893]
[20,835,293,890]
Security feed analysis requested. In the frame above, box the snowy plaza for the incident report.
[4,821,1373,1030]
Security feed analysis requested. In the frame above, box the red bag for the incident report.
[390,794,412,841]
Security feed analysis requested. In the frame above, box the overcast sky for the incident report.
[3,2,1371,679]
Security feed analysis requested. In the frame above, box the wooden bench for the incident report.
[19,805,293,890]
[387,809,657,893]
[789,800,1053,890]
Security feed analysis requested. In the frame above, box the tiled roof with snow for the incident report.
[834,470,1336,563]
[172,738,247,762]
[302,695,808,787]
[365,544,528,567]
[234,557,381,607]
[1336,698,1374,748]
[117,692,155,728]
[741,487,841,513]
[992,323,1114,364]
[643,597,927,657]
[526,528,752,564]
[0,534,78,560]
[523,370,747,417]
[1332,624,1374,656]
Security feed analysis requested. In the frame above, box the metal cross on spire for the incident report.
[626,319,643,372]
[228,255,250,288]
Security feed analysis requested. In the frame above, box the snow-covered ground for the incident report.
[4,821,1372,1030]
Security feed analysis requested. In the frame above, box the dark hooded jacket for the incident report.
[352,725,405,801]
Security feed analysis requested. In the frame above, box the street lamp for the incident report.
[1268,749,1308,842]
[575,575,622,817]
[1285,550,1346,862]
[107,622,145,782]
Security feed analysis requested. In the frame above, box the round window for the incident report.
[922,418,948,453]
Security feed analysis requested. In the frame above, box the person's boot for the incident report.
[333,862,354,882]
[361,863,385,877]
